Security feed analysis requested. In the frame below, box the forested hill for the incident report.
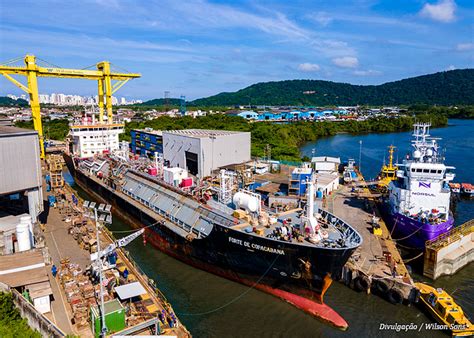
[191,69,474,106]
[0,96,28,106]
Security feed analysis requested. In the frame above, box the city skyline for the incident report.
[1,0,473,100]
[6,93,142,106]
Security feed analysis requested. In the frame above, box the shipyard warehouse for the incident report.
[131,128,251,178]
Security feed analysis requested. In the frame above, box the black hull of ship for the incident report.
[64,154,355,328]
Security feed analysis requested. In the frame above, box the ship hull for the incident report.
[64,154,355,329]
[385,211,454,249]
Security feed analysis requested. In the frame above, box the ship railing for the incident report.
[425,219,474,251]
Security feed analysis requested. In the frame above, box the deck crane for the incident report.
[90,228,145,262]
[0,54,140,159]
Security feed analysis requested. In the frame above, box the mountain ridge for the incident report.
[186,69,474,106]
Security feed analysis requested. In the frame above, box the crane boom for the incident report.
[0,55,141,159]
[91,228,145,261]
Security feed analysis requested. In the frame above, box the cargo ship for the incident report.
[64,120,362,329]
[384,123,455,249]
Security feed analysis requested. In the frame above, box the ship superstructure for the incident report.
[68,109,123,158]
[386,123,455,248]
[377,145,398,191]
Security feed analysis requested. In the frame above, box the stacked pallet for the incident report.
[59,262,95,329]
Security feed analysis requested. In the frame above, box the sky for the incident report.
[0,0,473,100]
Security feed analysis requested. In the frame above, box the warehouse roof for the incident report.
[312,156,341,164]
[164,129,247,138]
[0,267,49,287]
[0,126,37,138]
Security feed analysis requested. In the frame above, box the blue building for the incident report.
[237,111,259,120]
[288,167,313,196]
[130,128,163,158]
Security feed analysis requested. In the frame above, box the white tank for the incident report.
[426,149,433,156]
[233,191,259,213]
[413,150,422,159]
[16,216,32,252]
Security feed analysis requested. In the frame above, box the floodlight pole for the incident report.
[94,208,107,337]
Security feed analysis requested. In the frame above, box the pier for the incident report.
[329,173,418,304]
[41,157,190,337]
[423,219,474,280]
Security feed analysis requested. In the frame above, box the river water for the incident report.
[74,119,473,337]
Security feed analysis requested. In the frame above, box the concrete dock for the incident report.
[328,175,418,304]
[40,157,190,337]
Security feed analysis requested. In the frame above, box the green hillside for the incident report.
[0,97,28,106]
[190,69,474,106]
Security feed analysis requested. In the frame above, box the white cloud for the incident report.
[312,12,333,26]
[456,43,474,51]
[309,12,425,30]
[353,69,382,76]
[332,56,359,68]
[446,65,456,71]
[297,63,320,72]
[420,0,456,23]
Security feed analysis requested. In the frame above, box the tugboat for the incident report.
[377,145,398,192]
[343,159,358,183]
[415,282,473,337]
[385,123,455,249]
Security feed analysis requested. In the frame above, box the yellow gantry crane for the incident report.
[0,54,140,159]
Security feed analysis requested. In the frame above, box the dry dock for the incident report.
[329,175,418,304]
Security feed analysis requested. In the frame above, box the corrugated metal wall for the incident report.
[0,134,42,195]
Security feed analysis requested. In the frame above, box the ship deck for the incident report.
[116,168,361,249]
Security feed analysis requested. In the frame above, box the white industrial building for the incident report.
[0,126,43,222]
[315,173,340,196]
[163,129,251,178]
[312,156,341,173]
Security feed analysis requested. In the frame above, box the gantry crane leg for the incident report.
[25,55,45,159]
[98,79,105,123]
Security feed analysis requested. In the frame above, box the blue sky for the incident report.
[1,0,473,100]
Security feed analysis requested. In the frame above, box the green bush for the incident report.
[0,292,41,338]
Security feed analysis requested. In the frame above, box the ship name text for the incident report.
[229,237,285,255]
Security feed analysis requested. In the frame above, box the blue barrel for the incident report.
[316,191,323,198]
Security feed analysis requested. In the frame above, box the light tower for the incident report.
[83,201,112,338]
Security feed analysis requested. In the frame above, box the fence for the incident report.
[0,281,65,337]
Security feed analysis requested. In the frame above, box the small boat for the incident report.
[415,282,473,337]
[449,183,461,194]
[343,158,358,183]
[461,183,474,197]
